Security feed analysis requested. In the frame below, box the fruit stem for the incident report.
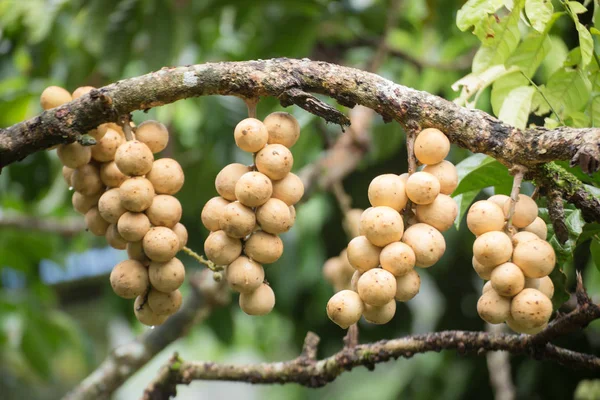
[505,166,527,234]
[245,97,258,119]
[406,129,418,175]
[182,246,219,272]
[120,114,135,141]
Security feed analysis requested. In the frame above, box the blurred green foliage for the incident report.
[0,0,599,399]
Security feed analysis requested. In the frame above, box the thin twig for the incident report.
[121,114,134,141]
[245,98,258,119]
[505,166,527,234]
[181,246,218,271]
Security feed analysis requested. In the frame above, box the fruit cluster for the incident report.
[201,112,304,316]
[42,85,187,326]
[468,194,556,334]
[326,128,458,328]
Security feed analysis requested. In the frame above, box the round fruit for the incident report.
[85,207,110,236]
[482,281,493,294]
[215,163,251,201]
[477,290,511,324]
[490,262,525,297]
[220,202,256,238]
[323,256,344,286]
[271,172,304,206]
[127,241,150,265]
[255,144,293,181]
[522,217,547,240]
[405,172,441,205]
[380,241,416,277]
[414,128,450,165]
[145,195,182,228]
[367,174,408,211]
[510,288,553,329]
[57,142,92,169]
[117,212,151,242]
[146,158,185,195]
[91,128,124,162]
[110,259,149,299]
[235,171,273,207]
[62,166,74,186]
[511,231,540,247]
[244,231,283,264]
[98,188,126,224]
[506,315,546,335]
[524,276,555,299]
[472,256,495,280]
[256,198,293,234]
[466,200,506,236]
[135,120,169,153]
[512,239,555,278]
[343,208,363,239]
[422,161,458,195]
[71,164,103,195]
[395,269,421,301]
[115,140,154,176]
[106,223,127,250]
[264,112,300,148]
[148,257,186,293]
[72,191,101,215]
[239,283,276,316]
[401,223,446,268]
[488,194,510,210]
[363,299,396,324]
[415,194,457,232]
[100,161,128,188]
[172,223,188,250]
[357,268,397,306]
[148,289,183,315]
[473,231,513,267]
[503,194,538,228]
[40,86,72,110]
[346,235,382,273]
[201,196,230,231]
[360,206,404,247]
[234,118,269,153]
[204,230,243,265]
[119,177,155,212]
[326,290,364,329]
[72,86,94,99]
[225,256,264,293]
[143,227,180,262]
[134,296,167,326]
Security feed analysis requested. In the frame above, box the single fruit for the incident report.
[57,142,92,169]
[506,315,546,335]
[225,256,264,293]
[271,172,304,206]
[264,112,300,148]
[119,177,155,212]
[367,174,408,211]
[473,231,512,267]
[422,161,458,195]
[204,230,243,265]
[220,202,256,238]
[490,262,525,297]
[482,281,493,294]
[100,161,128,188]
[503,194,538,229]
[127,241,150,265]
[524,276,554,299]
[363,299,396,324]
[91,128,124,162]
[72,191,102,215]
[394,269,421,301]
[244,231,284,264]
[326,290,364,329]
[40,86,72,109]
[379,241,416,277]
[71,164,104,196]
[255,144,293,180]
[62,166,74,186]
[405,172,441,205]
[360,206,404,247]
[148,257,186,293]
[488,194,510,211]
[172,223,188,250]
[110,259,149,299]
[235,171,273,207]
[134,296,167,326]
[105,223,127,250]
[234,118,269,153]
[215,163,251,201]
[401,223,446,268]
[201,196,230,231]
[239,283,276,316]
[72,86,94,99]
[98,188,126,224]
[357,268,397,306]
[135,120,169,153]
[85,206,110,236]
[346,235,382,273]
[115,140,154,176]
[466,200,505,236]
[512,239,555,278]
[415,194,458,232]
[143,227,180,262]
[255,198,293,234]
[148,288,183,315]
[145,195,182,228]
[414,128,450,165]
[146,158,185,195]
[511,231,540,247]
[522,217,547,240]
[477,290,511,324]
[472,256,495,280]
[343,208,364,239]
[510,288,553,329]
[117,212,151,242]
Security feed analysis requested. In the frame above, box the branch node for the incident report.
[300,332,320,362]
[278,88,350,127]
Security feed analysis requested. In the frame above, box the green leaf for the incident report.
[20,320,53,379]
[532,67,591,117]
[498,85,536,128]
[453,154,512,196]
[456,0,504,31]
[591,237,600,272]
[590,27,600,35]
[591,96,600,127]
[506,33,552,77]
[525,0,554,32]
[453,65,518,106]
[453,190,479,230]
[575,20,594,67]
[568,1,589,14]
[491,72,529,115]
[548,262,570,309]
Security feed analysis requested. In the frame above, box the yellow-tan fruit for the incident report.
[57,142,92,169]
[491,262,525,297]
[172,223,188,250]
[105,223,127,249]
[350,270,362,292]
[326,290,364,329]
[394,269,421,301]
[98,188,126,224]
[363,299,396,324]
[472,256,495,280]
[225,256,264,293]
[477,290,511,324]
[380,242,416,277]
[235,171,273,207]
[117,212,151,242]
[503,194,538,228]
[405,171,441,205]
[264,112,301,148]
[511,231,540,247]
[110,259,149,299]
[40,86,72,110]
[148,257,185,293]
[220,202,256,238]
[148,288,183,316]
[271,172,304,206]
[134,296,167,326]
[357,268,397,306]
[72,86,94,99]
[215,163,251,201]
[143,227,180,262]
[85,206,110,236]
[525,276,554,299]
[323,256,344,286]
[62,166,74,186]
[244,231,283,264]
[398,173,408,183]
[72,191,101,215]
[401,223,446,268]
[234,118,269,153]
[343,208,364,239]
[422,161,458,195]
[119,177,155,212]
[256,198,293,234]
[71,164,103,196]
[512,239,555,278]
[239,283,275,316]
[201,196,229,231]
[367,174,408,211]
[255,144,293,181]
[135,120,169,154]
[415,194,458,232]
[91,128,124,162]
[115,140,154,176]
[473,231,513,267]
[204,230,243,265]
[100,161,128,188]
[488,194,510,211]
[466,200,506,236]
[510,288,553,329]
[289,205,296,225]
[146,158,185,195]
[506,315,546,335]
[127,240,150,265]
[346,235,382,273]
[145,195,182,228]
[414,128,450,165]
[338,249,355,282]
[360,206,404,247]
[522,217,547,240]
[482,280,493,294]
